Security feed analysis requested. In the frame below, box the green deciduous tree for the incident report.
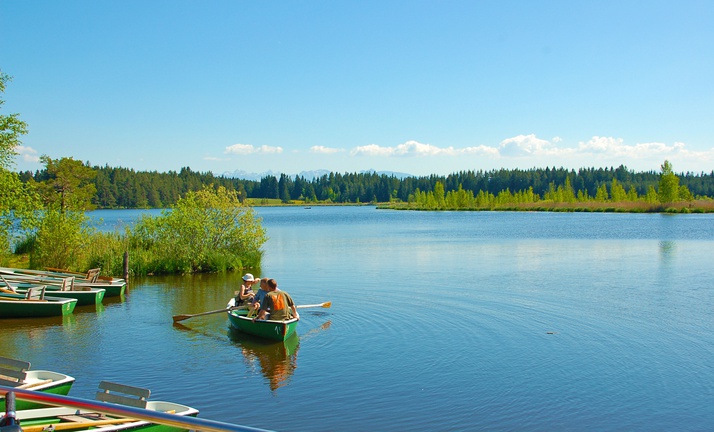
[130,185,267,273]
[0,169,41,257]
[30,156,98,268]
[610,178,627,202]
[0,70,37,259]
[595,184,609,202]
[658,160,680,204]
[0,71,28,169]
[30,207,94,269]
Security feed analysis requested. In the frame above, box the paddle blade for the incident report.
[296,301,332,309]
[172,314,191,322]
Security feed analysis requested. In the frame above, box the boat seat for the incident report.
[59,277,75,291]
[24,286,46,300]
[57,413,110,422]
[95,381,150,409]
[0,356,30,387]
[85,268,101,283]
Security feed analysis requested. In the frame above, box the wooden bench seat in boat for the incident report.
[0,356,30,387]
[85,268,101,283]
[24,286,46,300]
[95,381,151,409]
[56,412,111,422]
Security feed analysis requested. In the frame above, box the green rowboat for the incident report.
[0,290,77,318]
[228,309,299,341]
[9,285,106,306]
[2,379,273,432]
[0,357,75,411]
[0,267,126,297]
[11,381,200,432]
[227,309,299,342]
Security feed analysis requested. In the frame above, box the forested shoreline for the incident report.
[17,163,714,208]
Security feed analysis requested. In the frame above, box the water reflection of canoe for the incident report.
[0,357,75,411]
[229,330,299,391]
[227,309,298,341]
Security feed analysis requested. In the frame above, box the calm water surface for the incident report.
[3,207,714,431]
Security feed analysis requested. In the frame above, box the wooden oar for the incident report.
[172,306,245,323]
[21,417,139,432]
[20,410,177,432]
[173,302,330,323]
[296,302,331,309]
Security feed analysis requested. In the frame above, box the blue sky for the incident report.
[2,0,713,177]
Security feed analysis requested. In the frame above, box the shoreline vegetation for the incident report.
[4,165,713,278]
[245,198,714,213]
[4,72,712,278]
[379,200,714,213]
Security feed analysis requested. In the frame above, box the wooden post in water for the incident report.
[123,251,129,281]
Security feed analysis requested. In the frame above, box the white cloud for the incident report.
[310,145,343,154]
[498,134,563,157]
[350,140,496,157]
[217,135,713,174]
[351,143,394,157]
[16,145,40,163]
[224,143,283,155]
[203,156,226,162]
[577,136,625,154]
[577,137,694,160]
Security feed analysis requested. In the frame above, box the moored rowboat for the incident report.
[0,270,125,298]
[1,275,104,306]
[15,400,199,432]
[1,382,270,432]
[6,284,106,306]
[0,290,77,318]
[0,357,75,411]
[7,381,200,432]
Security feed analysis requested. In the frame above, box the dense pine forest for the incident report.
[17,163,714,208]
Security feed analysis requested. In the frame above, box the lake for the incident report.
[3,206,714,431]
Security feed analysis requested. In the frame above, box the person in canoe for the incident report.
[245,277,269,317]
[253,278,299,321]
[233,273,257,307]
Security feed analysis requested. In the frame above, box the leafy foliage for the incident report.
[398,161,705,212]
[0,71,28,170]
[0,70,34,260]
[30,209,95,269]
[658,160,680,204]
[37,156,97,211]
[128,186,267,274]
[0,169,41,259]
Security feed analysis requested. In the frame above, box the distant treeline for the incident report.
[17,164,714,208]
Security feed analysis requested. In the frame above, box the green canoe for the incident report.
[0,267,126,297]
[10,285,106,306]
[12,382,199,432]
[227,309,299,341]
[0,291,77,318]
[0,357,75,411]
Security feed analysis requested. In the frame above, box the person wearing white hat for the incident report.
[233,273,257,307]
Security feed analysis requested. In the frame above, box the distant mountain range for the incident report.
[221,169,414,181]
